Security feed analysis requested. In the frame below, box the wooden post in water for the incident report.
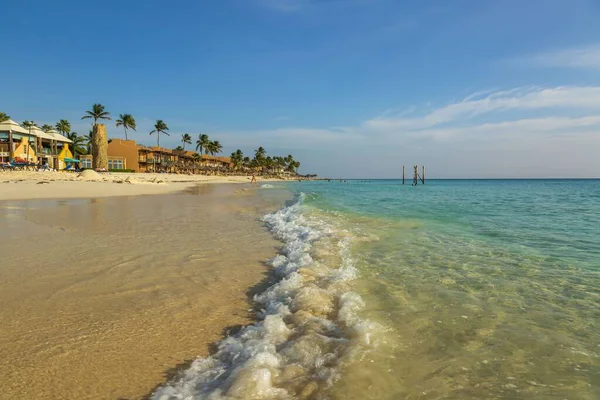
[413,165,418,185]
[402,165,405,185]
[421,165,425,184]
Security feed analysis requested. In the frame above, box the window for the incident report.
[108,159,124,170]
[81,159,92,169]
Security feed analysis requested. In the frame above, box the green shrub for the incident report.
[109,169,136,173]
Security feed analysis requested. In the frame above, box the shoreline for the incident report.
[0,184,292,399]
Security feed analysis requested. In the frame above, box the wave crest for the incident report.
[152,193,376,399]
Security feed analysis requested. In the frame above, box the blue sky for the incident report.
[2,0,600,177]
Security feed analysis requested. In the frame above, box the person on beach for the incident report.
[251,174,257,185]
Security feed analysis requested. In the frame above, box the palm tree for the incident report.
[286,159,300,173]
[149,119,169,147]
[174,145,184,151]
[214,140,223,154]
[83,130,93,154]
[41,124,53,132]
[230,149,244,170]
[21,120,37,132]
[207,140,223,156]
[55,119,71,136]
[20,121,36,162]
[0,112,9,122]
[66,132,88,157]
[274,156,286,172]
[181,133,192,150]
[115,113,136,140]
[254,146,266,166]
[195,134,210,155]
[82,104,111,125]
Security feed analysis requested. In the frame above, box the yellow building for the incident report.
[0,119,73,168]
[57,144,76,170]
[12,137,37,162]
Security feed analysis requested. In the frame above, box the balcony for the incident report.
[39,148,57,155]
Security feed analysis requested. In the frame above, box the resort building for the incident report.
[79,138,232,173]
[0,119,73,169]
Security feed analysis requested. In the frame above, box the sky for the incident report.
[1,0,600,178]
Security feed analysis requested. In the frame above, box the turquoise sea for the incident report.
[155,179,600,400]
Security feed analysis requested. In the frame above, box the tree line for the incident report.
[1,105,302,174]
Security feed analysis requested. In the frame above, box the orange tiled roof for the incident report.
[150,146,172,154]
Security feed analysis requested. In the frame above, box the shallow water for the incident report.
[155,179,600,399]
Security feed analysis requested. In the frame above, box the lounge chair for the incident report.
[11,162,26,170]
[1,162,15,171]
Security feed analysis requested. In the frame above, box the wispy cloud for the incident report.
[362,86,600,132]
[511,43,600,69]
[156,85,600,178]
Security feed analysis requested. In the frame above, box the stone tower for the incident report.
[92,123,108,170]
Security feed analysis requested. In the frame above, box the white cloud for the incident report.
[418,116,600,141]
[512,43,600,69]
[151,85,600,178]
[363,86,600,132]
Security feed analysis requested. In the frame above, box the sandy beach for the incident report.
[0,170,285,201]
[0,180,291,399]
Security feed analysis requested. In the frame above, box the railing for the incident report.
[39,148,57,155]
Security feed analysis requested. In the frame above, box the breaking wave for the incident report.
[151,193,377,399]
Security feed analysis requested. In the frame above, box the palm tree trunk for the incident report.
[124,127,128,141]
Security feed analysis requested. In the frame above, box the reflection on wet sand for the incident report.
[0,184,290,400]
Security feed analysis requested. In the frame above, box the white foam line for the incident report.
[152,193,376,400]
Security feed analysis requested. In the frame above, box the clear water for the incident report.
[154,180,600,399]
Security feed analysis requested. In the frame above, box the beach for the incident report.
[2,177,599,400]
[0,179,291,399]
[0,170,286,201]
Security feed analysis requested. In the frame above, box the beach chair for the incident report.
[1,162,15,171]
[11,162,26,170]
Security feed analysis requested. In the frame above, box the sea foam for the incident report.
[151,193,376,399]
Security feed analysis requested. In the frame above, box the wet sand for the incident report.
[0,184,291,399]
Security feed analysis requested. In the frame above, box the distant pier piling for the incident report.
[402,165,425,185]
[402,166,405,185]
